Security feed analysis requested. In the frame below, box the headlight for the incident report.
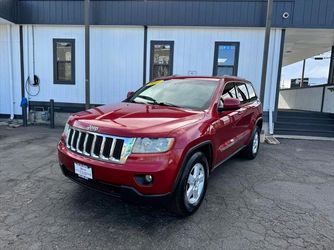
[63,123,70,138]
[132,138,174,153]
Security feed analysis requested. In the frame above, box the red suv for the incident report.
[58,76,262,216]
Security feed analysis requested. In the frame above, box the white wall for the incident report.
[24,25,85,103]
[147,27,282,112]
[0,24,21,115]
[23,25,144,105]
[1,25,283,116]
[278,87,324,112]
[323,86,334,114]
[90,26,144,104]
[279,85,334,114]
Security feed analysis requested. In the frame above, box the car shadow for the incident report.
[55,152,260,248]
[69,183,177,217]
[67,153,246,217]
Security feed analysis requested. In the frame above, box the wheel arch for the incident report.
[256,117,263,130]
[172,140,213,193]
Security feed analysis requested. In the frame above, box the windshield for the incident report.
[127,79,219,110]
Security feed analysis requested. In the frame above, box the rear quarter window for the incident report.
[236,83,249,104]
[245,82,257,101]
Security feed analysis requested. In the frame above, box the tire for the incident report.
[171,152,209,217]
[241,126,260,159]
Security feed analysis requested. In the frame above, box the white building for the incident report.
[1,0,334,137]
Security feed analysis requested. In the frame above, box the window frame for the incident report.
[213,42,240,77]
[150,40,174,81]
[53,38,75,85]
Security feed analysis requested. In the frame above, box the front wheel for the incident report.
[171,152,208,217]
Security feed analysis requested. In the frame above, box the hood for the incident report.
[69,102,205,137]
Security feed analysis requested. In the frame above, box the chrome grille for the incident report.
[66,127,135,164]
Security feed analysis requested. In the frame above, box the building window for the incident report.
[213,42,240,76]
[53,39,75,84]
[150,41,174,80]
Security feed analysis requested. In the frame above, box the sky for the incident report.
[281,51,331,84]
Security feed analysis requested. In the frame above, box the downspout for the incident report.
[7,25,14,120]
[26,26,32,100]
[84,0,91,109]
[143,25,148,85]
[20,25,28,126]
[269,109,273,134]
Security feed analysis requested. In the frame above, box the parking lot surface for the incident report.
[0,126,334,249]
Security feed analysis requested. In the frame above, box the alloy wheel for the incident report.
[252,131,259,155]
[185,163,205,205]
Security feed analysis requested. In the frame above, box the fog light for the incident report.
[145,175,153,183]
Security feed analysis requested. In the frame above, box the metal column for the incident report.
[84,0,90,110]
[19,26,28,126]
[259,0,273,104]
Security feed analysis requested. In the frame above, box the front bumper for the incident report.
[58,140,183,198]
[59,164,172,205]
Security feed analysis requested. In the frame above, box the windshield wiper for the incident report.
[158,102,182,108]
[135,95,158,104]
[134,96,181,108]
[131,100,147,105]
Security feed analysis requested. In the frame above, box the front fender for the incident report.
[171,140,213,194]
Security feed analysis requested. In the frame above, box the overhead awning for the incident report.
[283,29,334,66]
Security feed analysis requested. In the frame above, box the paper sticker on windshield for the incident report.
[146,80,164,87]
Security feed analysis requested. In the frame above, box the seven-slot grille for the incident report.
[66,127,135,164]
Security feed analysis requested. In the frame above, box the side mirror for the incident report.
[127,91,135,98]
[218,98,240,112]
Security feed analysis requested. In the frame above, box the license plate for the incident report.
[74,163,93,180]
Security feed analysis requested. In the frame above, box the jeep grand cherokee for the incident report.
[58,76,263,216]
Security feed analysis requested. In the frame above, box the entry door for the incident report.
[150,41,174,80]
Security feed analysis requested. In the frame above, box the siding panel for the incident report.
[26,26,85,103]
[90,26,144,104]
[146,27,282,112]
[0,25,22,115]
[3,24,283,113]
[292,0,334,28]
[318,0,328,25]
[18,1,83,25]
[22,25,144,105]
[2,0,332,28]
[13,1,293,27]
[0,0,16,23]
